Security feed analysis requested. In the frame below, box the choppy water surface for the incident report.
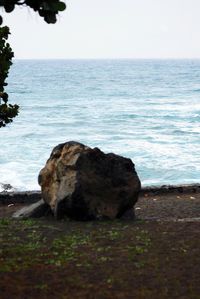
[0,59,200,190]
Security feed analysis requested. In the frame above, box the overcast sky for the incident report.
[2,0,200,59]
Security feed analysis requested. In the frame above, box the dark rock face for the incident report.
[38,141,141,220]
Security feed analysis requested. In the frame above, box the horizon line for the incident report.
[13,57,200,60]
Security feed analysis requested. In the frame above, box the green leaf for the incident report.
[46,1,66,12]
[57,2,66,12]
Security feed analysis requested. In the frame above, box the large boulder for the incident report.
[38,141,141,220]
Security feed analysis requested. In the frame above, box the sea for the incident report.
[0,59,200,191]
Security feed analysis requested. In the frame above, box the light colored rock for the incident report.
[38,141,141,220]
[12,199,49,218]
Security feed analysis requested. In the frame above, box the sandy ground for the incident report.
[135,192,200,220]
[0,191,200,220]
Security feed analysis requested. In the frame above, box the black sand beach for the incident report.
[1,184,200,220]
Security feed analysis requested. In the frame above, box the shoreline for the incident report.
[0,183,199,205]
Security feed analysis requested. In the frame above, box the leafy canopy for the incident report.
[0,0,66,24]
[0,26,19,127]
[0,1,66,127]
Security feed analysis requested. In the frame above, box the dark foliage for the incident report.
[0,26,19,128]
[0,0,66,24]
[0,1,66,127]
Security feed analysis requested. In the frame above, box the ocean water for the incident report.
[0,59,200,191]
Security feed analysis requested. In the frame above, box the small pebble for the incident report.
[135,207,141,210]
[190,196,195,199]
[8,204,14,207]
[153,198,158,201]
